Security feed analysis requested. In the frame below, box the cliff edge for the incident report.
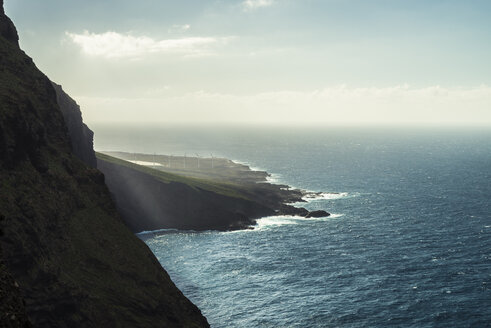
[52,83,97,167]
[0,0,18,47]
[0,2,208,327]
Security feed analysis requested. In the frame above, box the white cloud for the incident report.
[168,24,191,34]
[242,0,275,11]
[76,85,491,126]
[66,31,227,59]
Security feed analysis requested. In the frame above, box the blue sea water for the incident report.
[93,125,491,327]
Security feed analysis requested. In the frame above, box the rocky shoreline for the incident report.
[98,152,331,232]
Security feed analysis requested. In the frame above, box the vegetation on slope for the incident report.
[97,152,254,200]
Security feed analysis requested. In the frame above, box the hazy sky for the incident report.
[5,0,491,125]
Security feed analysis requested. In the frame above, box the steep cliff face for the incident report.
[0,0,18,47]
[1,3,33,324]
[52,83,96,167]
[0,3,208,327]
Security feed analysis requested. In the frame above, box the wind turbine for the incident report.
[195,153,200,169]
[211,153,214,169]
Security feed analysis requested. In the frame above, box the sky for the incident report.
[5,0,491,126]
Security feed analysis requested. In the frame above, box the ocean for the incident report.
[93,125,491,327]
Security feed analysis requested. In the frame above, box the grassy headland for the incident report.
[96,151,328,233]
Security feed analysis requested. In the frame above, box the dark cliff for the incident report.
[51,83,96,167]
[0,2,209,327]
[1,219,31,328]
[0,0,18,47]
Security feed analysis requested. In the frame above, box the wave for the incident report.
[255,216,300,230]
[302,192,350,201]
[326,213,344,218]
[286,191,353,206]
[265,173,283,184]
[229,159,288,185]
[137,213,345,236]
[231,159,267,173]
[136,228,179,236]
[254,213,344,231]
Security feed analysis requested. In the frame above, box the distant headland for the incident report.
[97,151,331,232]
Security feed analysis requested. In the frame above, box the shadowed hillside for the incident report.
[98,154,275,231]
[0,1,208,326]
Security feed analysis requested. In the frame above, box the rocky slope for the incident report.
[0,2,208,327]
[1,219,31,328]
[51,83,96,167]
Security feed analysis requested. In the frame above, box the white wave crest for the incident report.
[303,192,350,202]
[136,228,179,236]
[265,173,282,184]
[254,213,344,231]
[255,216,300,230]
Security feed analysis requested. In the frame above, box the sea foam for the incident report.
[303,192,350,201]
[254,214,343,230]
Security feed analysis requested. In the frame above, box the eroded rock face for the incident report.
[0,3,209,327]
[0,0,19,46]
[52,83,97,167]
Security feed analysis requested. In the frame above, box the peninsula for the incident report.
[97,151,330,232]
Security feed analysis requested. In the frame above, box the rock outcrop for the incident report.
[305,210,330,218]
[0,3,209,327]
[52,83,97,167]
[0,0,18,46]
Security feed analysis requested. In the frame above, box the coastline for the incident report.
[97,151,331,232]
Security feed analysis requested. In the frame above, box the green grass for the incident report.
[96,152,253,200]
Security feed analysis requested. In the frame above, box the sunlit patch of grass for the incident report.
[96,152,252,200]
